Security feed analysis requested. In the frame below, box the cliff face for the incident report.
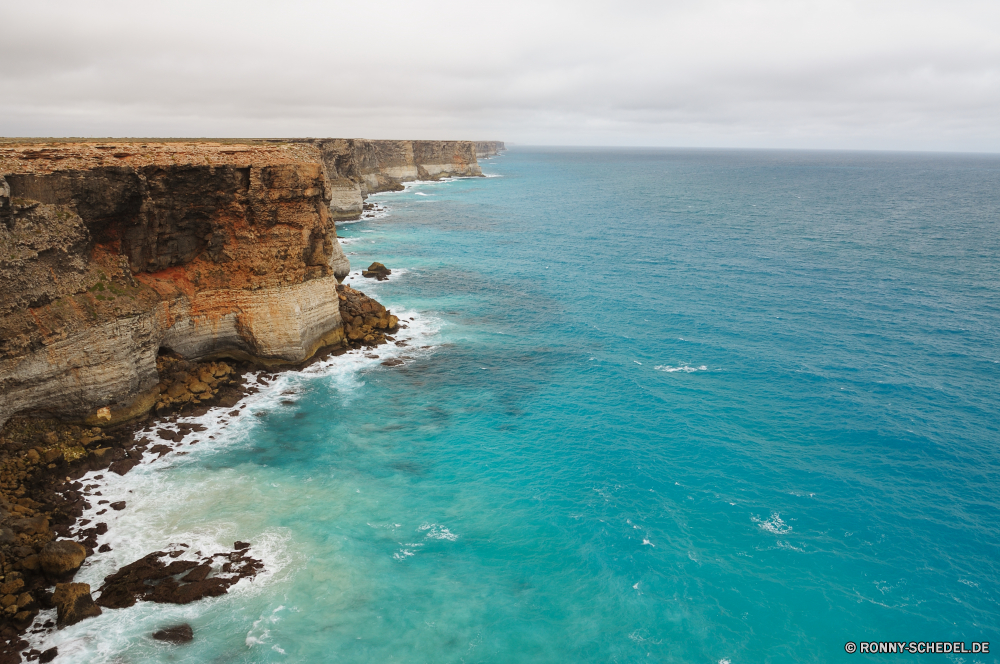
[0,137,499,428]
[474,141,506,158]
[310,139,484,220]
[0,142,351,428]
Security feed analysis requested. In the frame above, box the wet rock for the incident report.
[362,262,392,281]
[38,648,58,663]
[180,564,211,583]
[150,444,172,457]
[152,623,193,643]
[110,501,126,511]
[381,358,404,367]
[39,540,87,578]
[97,546,263,609]
[109,458,140,475]
[52,583,101,626]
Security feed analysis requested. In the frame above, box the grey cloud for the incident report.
[1,0,998,150]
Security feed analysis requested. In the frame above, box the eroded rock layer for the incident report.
[474,141,506,158]
[0,142,350,427]
[310,139,484,220]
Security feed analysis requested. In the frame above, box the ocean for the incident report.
[34,147,1000,662]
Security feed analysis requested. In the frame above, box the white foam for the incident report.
[753,512,793,535]
[24,307,442,657]
[654,364,709,373]
[246,605,287,650]
[418,523,459,541]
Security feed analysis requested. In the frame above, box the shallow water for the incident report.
[38,148,1000,662]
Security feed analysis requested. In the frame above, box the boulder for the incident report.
[39,540,88,578]
[152,623,194,643]
[0,578,24,596]
[362,262,392,280]
[10,515,49,536]
[52,583,102,626]
[188,381,210,394]
[110,458,140,476]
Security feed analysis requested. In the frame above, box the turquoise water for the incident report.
[40,148,1000,662]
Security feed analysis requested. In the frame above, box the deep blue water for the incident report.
[46,148,1000,662]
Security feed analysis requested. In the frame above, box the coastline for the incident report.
[0,139,498,661]
[21,296,439,659]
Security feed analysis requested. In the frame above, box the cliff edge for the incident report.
[0,141,351,428]
[0,137,498,429]
[311,139,484,220]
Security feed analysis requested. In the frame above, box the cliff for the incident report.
[0,141,352,428]
[0,137,499,428]
[308,139,484,220]
[474,141,506,158]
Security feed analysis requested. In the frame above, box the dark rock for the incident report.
[110,501,126,511]
[38,648,58,663]
[97,546,263,609]
[98,543,112,553]
[152,623,193,643]
[381,358,404,367]
[180,564,211,583]
[109,458,140,476]
[234,541,250,550]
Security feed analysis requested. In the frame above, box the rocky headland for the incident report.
[0,137,494,660]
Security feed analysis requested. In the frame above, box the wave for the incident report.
[752,512,792,535]
[24,306,442,657]
[654,364,708,373]
[418,523,459,541]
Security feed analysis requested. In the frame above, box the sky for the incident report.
[2,0,998,151]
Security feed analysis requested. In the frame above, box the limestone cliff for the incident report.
[307,139,484,220]
[474,141,506,158]
[0,142,351,428]
[0,137,500,428]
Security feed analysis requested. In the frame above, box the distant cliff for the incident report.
[308,139,484,220]
[474,141,506,158]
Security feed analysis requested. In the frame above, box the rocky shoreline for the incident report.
[0,284,401,662]
[0,136,491,661]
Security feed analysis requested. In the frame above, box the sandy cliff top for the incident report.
[0,141,321,175]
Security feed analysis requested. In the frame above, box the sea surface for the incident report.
[37,148,1000,662]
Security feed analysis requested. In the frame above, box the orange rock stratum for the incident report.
[0,139,486,427]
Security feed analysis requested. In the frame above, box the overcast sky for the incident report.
[2,0,998,151]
